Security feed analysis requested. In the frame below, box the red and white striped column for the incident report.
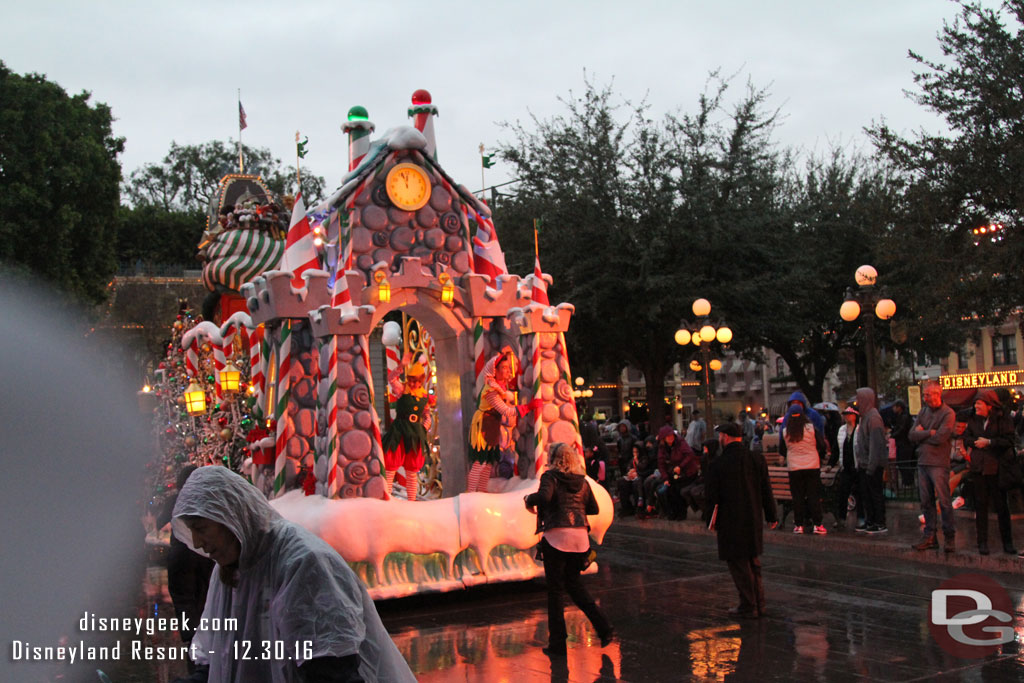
[342,106,375,173]
[408,89,438,161]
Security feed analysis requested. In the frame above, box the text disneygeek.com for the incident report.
[8,611,317,665]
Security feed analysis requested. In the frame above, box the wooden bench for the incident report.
[767,465,839,527]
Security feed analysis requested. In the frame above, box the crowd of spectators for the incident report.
[597,384,1024,559]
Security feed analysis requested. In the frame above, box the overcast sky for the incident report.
[1,1,990,200]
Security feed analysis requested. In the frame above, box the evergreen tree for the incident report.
[869,0,1024,331]
[0,61,123,304]
[497,76,910,407]
[126,140,327,213]
[496,77,793,422]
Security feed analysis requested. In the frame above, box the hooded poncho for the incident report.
[854,387,888,473]
[172,467,415,682]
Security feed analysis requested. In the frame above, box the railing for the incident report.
[884,460,920,501]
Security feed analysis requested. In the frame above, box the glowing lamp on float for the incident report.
[699,324,717,343]
[184,381,207,415]
[692,298,711,317]
[674,328,692,346]
[689,360,703,372]
[437,272,455,304]
[716,327,733,344]
[373,270,391,304]
[347,105,369,122]
[709,359,723,371]
[220,361,241,394]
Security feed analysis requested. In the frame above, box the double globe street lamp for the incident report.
[675,298,733,425]
[839,265,896,393]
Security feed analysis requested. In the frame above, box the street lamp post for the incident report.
[839,265,896,393]
[573,376,593,414]
[675,298,732,427]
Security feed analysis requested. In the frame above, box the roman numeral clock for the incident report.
[385,162,432,211]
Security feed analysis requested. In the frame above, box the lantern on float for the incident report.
[374,270,391,303]
[438,272,455,304]
[184,382,207,415]
[220,361,241,394]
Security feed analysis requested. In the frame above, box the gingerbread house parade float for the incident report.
[148,90,612,599]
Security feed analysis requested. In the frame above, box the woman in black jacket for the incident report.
[525,442,614,657]
[964,390,1017,555]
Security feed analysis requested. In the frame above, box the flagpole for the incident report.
[295,131,302,191]
[479,142,485,200]
[237,89,244,173]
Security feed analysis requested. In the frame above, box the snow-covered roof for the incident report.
[313,126,491,220]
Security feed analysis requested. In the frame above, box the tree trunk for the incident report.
[642,360,670,434]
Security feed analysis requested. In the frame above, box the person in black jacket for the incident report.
[616,442,651,516]
[581,419,610,489]
[525,442,614,657]
[964,389,1017,555]
[677,438,720,518]
[704,422,778,619]
[890,400,915,488]
[156,465,214,674]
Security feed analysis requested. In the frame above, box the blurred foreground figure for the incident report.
[1,278,147,683]
[171,467,415,683]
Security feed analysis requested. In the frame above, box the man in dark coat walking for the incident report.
[704,422,778,619]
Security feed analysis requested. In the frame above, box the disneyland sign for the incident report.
[940,370,1022,390]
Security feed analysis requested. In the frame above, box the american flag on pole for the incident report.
[282,193,319,288]
[464,204,508,287]
[239,101,248,131]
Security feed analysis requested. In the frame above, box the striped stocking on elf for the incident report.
[467,347,543,492]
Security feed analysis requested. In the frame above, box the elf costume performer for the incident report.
[467,347,538,492]
[381,354,434,501]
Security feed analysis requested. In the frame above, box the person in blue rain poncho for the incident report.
[780,391,826,435]
[171,466,415,683]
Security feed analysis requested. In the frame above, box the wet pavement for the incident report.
[380,502,1024,682]
[123,502,1024,682]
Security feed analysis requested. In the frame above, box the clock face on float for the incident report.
[385,162,432,211]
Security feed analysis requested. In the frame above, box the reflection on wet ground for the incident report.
[125,512,1024,682]
[382,519,1024,682]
